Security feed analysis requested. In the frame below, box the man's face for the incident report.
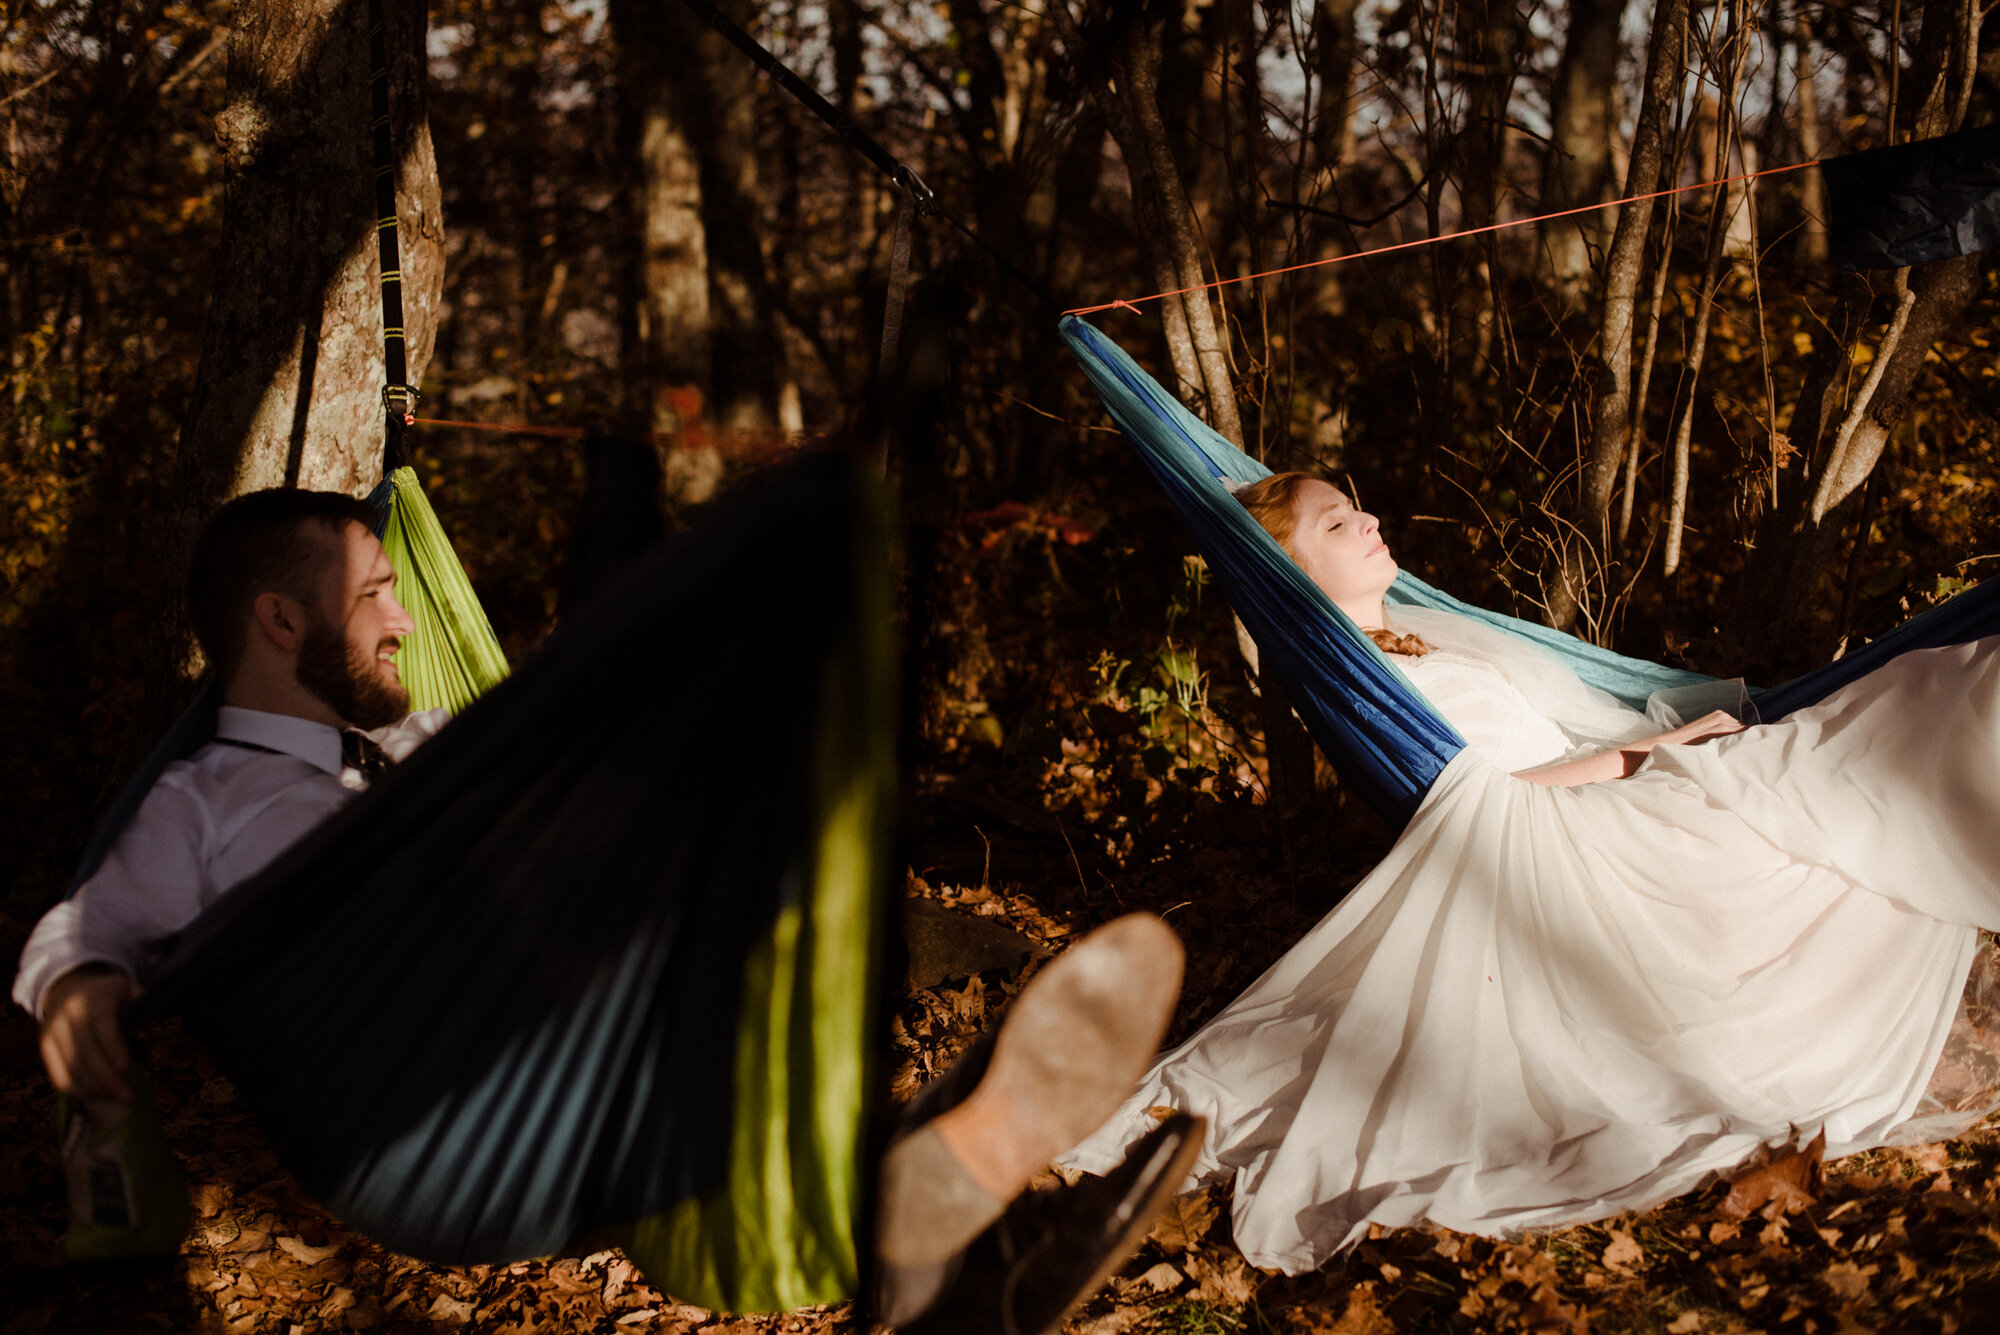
[294,521,416,729]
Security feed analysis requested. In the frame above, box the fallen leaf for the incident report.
[1302,1282,1395,1335]
[1821,1260,1876,1302]
[1719,1128,1825,1220]
[427,1293,476,1324]
[1188,1250,1258,1306]
[276,1235,340,1264]
[1131,1261,1182,1293]
[1147,1190,1219,1255]
[1602,1229,1643,1272]
[1666,1313,1704,1333]
[1072,1311,1143,1335]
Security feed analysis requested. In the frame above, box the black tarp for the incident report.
[1822,123,2000,271]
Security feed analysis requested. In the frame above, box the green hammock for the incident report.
[376,466,510,714]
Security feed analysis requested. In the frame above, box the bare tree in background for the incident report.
[1540,0,1625,295]
[612,0,782,503]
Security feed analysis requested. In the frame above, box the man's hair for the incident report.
[187,489,379,680]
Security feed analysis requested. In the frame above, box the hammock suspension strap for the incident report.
[366,0,417,474]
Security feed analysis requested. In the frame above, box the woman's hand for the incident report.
[1516,710,1748,787]
[1654,709,1748,748]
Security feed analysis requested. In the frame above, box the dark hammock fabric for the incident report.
[1823,124,2000,271]
[131,451,885,1280]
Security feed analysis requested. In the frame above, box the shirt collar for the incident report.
[215,706,345,778]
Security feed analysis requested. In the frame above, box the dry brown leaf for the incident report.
[1821,1260,1876,1301]
[275,1235,340,1265]
[1601,1229,1642,1272]
[1298,1282,1395,1335]
[1666,1312,1704,1333]
[1719,1128,1826,1220]
[1071,1311,1144,1335]
[1188,1251,1258,1306]
[427,1293,477,1324]
[1131,1261,1182,1294]
[1147,1190,1220,1255]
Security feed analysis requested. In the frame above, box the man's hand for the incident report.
[39,967,140,1102]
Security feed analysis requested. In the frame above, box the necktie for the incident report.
[341,729,394,781]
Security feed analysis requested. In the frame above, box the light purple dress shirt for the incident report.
[12,705,445,1019]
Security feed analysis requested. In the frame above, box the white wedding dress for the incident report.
[1064,608,2000,1274]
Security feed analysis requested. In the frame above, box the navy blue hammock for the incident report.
[1060,315,2000,825]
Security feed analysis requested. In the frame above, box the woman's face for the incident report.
[1287,479,1397,613]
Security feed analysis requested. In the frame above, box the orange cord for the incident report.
[1062,159,1821,318]
[410,417,817,460]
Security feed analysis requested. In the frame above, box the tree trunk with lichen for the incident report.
[162,0,443,666]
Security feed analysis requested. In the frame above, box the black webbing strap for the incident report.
[673,0,900,181]
[669,0,1054,311]
[878,178,920,379]
[366,0,416,474]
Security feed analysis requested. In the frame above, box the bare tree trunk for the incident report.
[1116,17,1244,448]
[1311,0,1360,175]
[169,0,443,623]
[1051,0,1238,439]
[1547,0,1688,630]
[1541,0,1623,293]
[614,0,781,503]
[1791,17,1829,267]
[1448,0,1520,381]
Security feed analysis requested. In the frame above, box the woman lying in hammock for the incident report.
[1063,470,2000,1275]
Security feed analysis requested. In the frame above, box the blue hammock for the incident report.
[1061,315,2000,824]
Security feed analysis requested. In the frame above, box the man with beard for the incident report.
[15,488,447,1101]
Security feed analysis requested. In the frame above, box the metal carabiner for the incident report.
[892,164,937,219]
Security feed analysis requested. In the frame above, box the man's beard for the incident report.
[297,617,410,730]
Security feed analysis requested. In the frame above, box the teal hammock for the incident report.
[1060,315,2000,824]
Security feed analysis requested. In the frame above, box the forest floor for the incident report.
[8,745,2000,1334]
[7,503,2000,1334]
